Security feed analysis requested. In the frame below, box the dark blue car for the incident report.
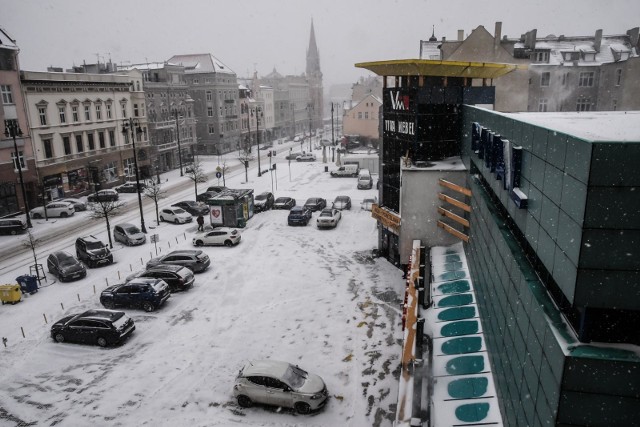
[288,206,312,226]
[100,278,170,312]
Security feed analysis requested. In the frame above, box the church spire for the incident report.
[306,19,321,78]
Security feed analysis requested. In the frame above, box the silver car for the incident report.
[233,360,329,414]
[113,223,146,246]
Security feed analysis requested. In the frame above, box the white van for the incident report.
[330,164,359,177]
[357,169,373,189]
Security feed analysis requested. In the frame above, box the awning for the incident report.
[355,59,525,79]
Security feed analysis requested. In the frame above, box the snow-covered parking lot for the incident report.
[0,153,404,426]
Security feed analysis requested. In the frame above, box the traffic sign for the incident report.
[215,171,222,178]
[216,166,222,172]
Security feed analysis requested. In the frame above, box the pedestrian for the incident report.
[197,214,204,231]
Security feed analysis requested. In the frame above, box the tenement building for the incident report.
[357,58,640,426]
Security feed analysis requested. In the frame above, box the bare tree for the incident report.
[87,199,126,248]
[238,149,253,183]
[184,157,208,199]
[144,181,168,225]
[21,229,44,285]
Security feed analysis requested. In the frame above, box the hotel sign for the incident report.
[371,204,401,234]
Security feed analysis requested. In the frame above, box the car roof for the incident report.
[164,250,201,256]
[320,208,333,213]
[146,264,184,272]
[241,360,291,377]
[76,309,124,322]
[127,278,164,286]
[275,197,291,201]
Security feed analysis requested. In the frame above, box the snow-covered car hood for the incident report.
[296,373,326,394]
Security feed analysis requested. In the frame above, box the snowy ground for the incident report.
[0,145,404,427]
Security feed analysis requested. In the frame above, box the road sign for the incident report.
[150,234,159,243]
[216,166,222,172]
[215,171,222,178]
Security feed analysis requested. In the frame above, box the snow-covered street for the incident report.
[0,150,404,427]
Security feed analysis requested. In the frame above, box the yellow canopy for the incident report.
[355,59,525,79]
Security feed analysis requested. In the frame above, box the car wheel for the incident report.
[54,333,65,343]
[224,240,233,247]
[60,212,68,218]
[33,213,42,219]
[295,402,311,414]
[174,219,179,224]
[194,240,204,246]
[237,395,253,408]
[142,302,155,312]
[160,216,165,222]
[96,337,108,347]
[10,230,17,235]
[102,300,115,309]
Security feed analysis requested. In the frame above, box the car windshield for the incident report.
[111,313,128,330]
[58,255,77,266]
[85,241,104,250]
[256,195,266,200]
[336,197,348,202]
[230,230,238,236]
[275,198,288,203]
[150,281,165,291]
[282,364,308,389]
[320,211,332,217]
[174,208,186,214]
[124,226,140,234]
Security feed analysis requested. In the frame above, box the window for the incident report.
[365,112,369,119]
[1,85,13,104]
[208,124,215,134]
[72,106,79,122]
[615,69,622,86]
[579,71,595,87]
[63,136,71,155]
[134,104,139,117]
[75,134,84,152]
[193,78,199,84]
[540,72,550,87]
[96,104,102,120]
[613,99,618,111]
[38,107,48,126]
[58,106,66,124]
[11,151,25,170]
[208,107,214,117]
[358,112,362,119]
[43,138,54,159]
[576,97,591,112]
[106,103,112,119]
[109,130,115,147]
[538,99,548,112]
[206,91,212,101]
[533,50,550,63]
[84,104,91,121]
[121,103,127,118]
[98,131,105,148]
[561,73,568,86]
[87,133,95,150]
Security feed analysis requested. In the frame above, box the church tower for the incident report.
[306,19,324,130]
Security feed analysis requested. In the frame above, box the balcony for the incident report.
[224,99,235,104]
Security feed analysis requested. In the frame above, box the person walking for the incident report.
[197,214,205,231]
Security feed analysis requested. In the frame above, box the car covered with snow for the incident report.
[316,208,342,229]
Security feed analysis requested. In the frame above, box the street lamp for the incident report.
[174,110,184,176]
[4,119,32,228]
[122,118,147,233]
[307,103,314,152]
[331,103,335,162]
[252,107,263,177]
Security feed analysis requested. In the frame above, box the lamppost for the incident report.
[174,110,184,176]
[252,107,263,177]
[122,118,147,233]
[4,119,32,228]
[331,103,335,162]
[290,103,295,140]
[307,103,314,152]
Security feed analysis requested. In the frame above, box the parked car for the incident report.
[75,235,113,268]
[254,192,275,212]
[30,201,75,219]
[100,278,170,312]
[192,228,241,247]
[0,217,27,235]
[47,251,86,282]
[147,250,211,273]
[172,201,209,216]
[357,169,373,190]
[51,310,135,347]
[233,360,329,414]
[159,207,193,224]
[296,153,316,162]
[113,223,146,246]
[361,197,378,211]
[206,186,227,194]
[332,196,352,210]
[126,265,195,292]
[273,197,296,210]
[196,191,219,202]
[285,152,302,160]
[288,206,312,226]
[59,198,87,212]
[87,189,119,202]
[317,208,342,229]
[115,181,146,193]
[303,197,326,212]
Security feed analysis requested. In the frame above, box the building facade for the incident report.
[342,94,381,140]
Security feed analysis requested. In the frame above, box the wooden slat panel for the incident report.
[438,206,470,228]
[437,220,470,242]
[438,178,472,197]
[438,193,471,213]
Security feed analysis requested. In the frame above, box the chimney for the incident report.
[627,27,640,50]
[494,22,502,48]
[525,29,537,51]
[594,29,603,53]
[458,30,464,41]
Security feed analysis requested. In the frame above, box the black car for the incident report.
[51,310,135,347]
[172,201,209,216]
[288,206,313,226]
[303,197,327,212]
[100,278,171,312]
[75,235,113,268]
[273,197,296,210]
[47,251,86,282]
[146,250,211,273]
[126,264,195,292]
[87,189,119,202]
[254,192,275,212]
[196,191,219,202]
[115,181,146,193]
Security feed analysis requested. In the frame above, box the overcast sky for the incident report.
[3,0,639,89]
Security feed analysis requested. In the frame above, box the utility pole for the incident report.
[174,110,184,176]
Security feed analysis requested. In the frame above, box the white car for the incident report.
[192,228,241,247]
[233,360,329,414]
[30,201,75,219]
[159,207,193,224]
[361,197,378,211]
[316,208,341,229]
[296,153,316,162]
